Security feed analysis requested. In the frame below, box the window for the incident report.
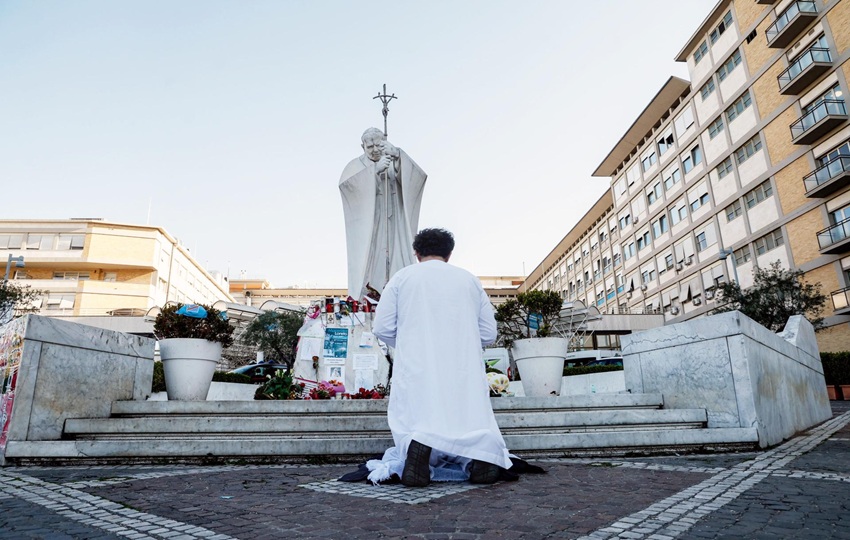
[613,253,622,267]
[641,269,657,284]
[716,49,742,82]
[817,139,850,167]
[670,200,688,225]
[725,200,743,222]
[665,254,675,270]
[682,145,702,173]
[716,157,734,179]
[652,214,669,239]
[53,271,90,280]
[708,117,725,139]
[46,293,75,310]
[694,41,709,64]
[646,182,662,205]
[690,193,710,212]
[623,242,636,260]
[803,83,843,116]
[735,134,763,165]
[701,78,716,101]
[734,246,751,265]
[726,90,752,123]
[664,168,681,191]
[56,234,85,250]
[696,232,709,252]
[626,164,640,186]
[710,11,733,44]
[641,151,657,172]
[619,214,632,230]
[754,229,784,255]
[657,131,674,155]
[674,106,695,135]
[637,231,651,251]
[615,178,627,196]
[599,230,608,243]
[0,234,23,249]
[744,179,773,209]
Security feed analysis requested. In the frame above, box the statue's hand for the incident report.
[375,154,392,173]
[381,141,400,159]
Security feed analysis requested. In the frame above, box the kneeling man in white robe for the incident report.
[371,228,512,486]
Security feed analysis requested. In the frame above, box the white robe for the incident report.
[339,150,427,300]
[372,260,512,477]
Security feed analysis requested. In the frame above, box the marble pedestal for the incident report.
[621,311,831,448]
[0,315,154,466]
[292,313,390,394]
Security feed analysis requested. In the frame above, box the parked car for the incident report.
[585,358,623,367]
[229,363,289,383]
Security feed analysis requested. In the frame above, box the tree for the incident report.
[712,261,827,332]
[241,309,305,372]
[0,281,43,326]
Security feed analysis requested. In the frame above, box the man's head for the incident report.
[413,228,455,261]
[361,127,386,162]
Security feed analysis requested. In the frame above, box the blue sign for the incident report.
[528,313,542,330]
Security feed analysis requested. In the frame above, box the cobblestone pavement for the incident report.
[1,402,848,540]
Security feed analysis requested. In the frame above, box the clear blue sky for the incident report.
[0,0,717,287]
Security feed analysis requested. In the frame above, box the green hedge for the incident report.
[822,352,850,385]
[563,365,623,377]
[150,362,251,394]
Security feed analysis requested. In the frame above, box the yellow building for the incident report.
[0,219,233,328]
[529,0,850,352]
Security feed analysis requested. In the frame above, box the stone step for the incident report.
[65,409,706,436]
[108,393,665,417]
[6,427,758,463]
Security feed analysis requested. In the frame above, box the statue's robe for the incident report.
[339,150,426,299]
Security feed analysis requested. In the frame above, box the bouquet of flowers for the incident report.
[308,381,337,400]
[487,372,511,396]
[350,387,384,399]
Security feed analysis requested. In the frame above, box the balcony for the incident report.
[804,156,850,198]
[817,217,850,254]
[766,1,817,49]
[832,286,850,315]
[790,99,848,145]
[778,47,832,95]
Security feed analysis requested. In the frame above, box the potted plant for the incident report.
[494,290,566,397]
[153,303,234,401]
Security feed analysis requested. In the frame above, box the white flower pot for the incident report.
[512,337,566,397]
[159,338,222,401]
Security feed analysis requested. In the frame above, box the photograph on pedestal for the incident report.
[323,327,349,360]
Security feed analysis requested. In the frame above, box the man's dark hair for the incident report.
[413,228,455,258]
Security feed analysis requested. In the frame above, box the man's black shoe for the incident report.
[469,459,500,484]
[401,440,432,487]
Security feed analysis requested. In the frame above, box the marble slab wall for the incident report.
[1,315,154,465]
[622,311,831,447]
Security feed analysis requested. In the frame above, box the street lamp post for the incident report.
[718,249,739,284]
[4,255,25,284]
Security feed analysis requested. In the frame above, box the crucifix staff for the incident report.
[373,84,398,285]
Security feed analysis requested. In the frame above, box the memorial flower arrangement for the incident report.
[350,387,385,399]
[487,372,511,396]
[254,369,305,400]
[326,379,346,394]
[308,381,338,400]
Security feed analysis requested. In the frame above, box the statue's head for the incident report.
[361,127,386,162]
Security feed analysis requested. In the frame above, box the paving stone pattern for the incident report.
[0,402,848,539]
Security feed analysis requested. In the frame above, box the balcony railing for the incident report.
[766,1,818,48]
[832,286,850,315]
[804,156,850,197]
[790,99,848,145]
[817,217,850,254]
[778,47,831,95]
